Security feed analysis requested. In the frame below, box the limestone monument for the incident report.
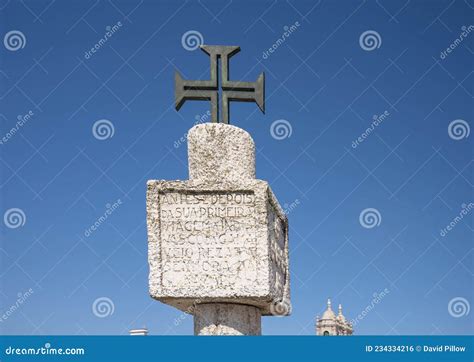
[147,45,290,335]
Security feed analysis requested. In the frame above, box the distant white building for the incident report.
[316,299,353,335]
[129,328,148,336]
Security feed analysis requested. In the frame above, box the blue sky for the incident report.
[0,0,472,335]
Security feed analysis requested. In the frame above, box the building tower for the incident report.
[316,299,353,335]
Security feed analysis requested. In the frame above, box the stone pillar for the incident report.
[147,123,290,335]
[194,303,262,335]
[187,123,256,182]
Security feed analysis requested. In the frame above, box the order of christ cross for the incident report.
[175,45,265,124]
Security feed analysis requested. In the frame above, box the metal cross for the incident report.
[175,45,265,124]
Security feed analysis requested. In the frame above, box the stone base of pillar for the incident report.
[193,303,262,336]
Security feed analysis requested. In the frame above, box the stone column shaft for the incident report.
[194,303,261,336]
[188,124,262,335]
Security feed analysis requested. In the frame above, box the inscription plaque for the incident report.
[160,191,258,291]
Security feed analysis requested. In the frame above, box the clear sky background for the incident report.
[0,0,472,335]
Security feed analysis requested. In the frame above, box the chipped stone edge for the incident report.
[266,185,291,316]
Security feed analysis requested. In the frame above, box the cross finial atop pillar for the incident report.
[175,45,265,124]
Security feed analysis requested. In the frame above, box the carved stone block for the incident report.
[147,179,289,316]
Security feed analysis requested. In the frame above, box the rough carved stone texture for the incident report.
[147,123,290,325]
[147,179,290,315]
[194,303,262,335]
[188,123,255,182]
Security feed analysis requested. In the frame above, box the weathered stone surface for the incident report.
[194,303,262,335]
[147,123,290,321]
[146,179,289,315]
[188,123,255,182]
